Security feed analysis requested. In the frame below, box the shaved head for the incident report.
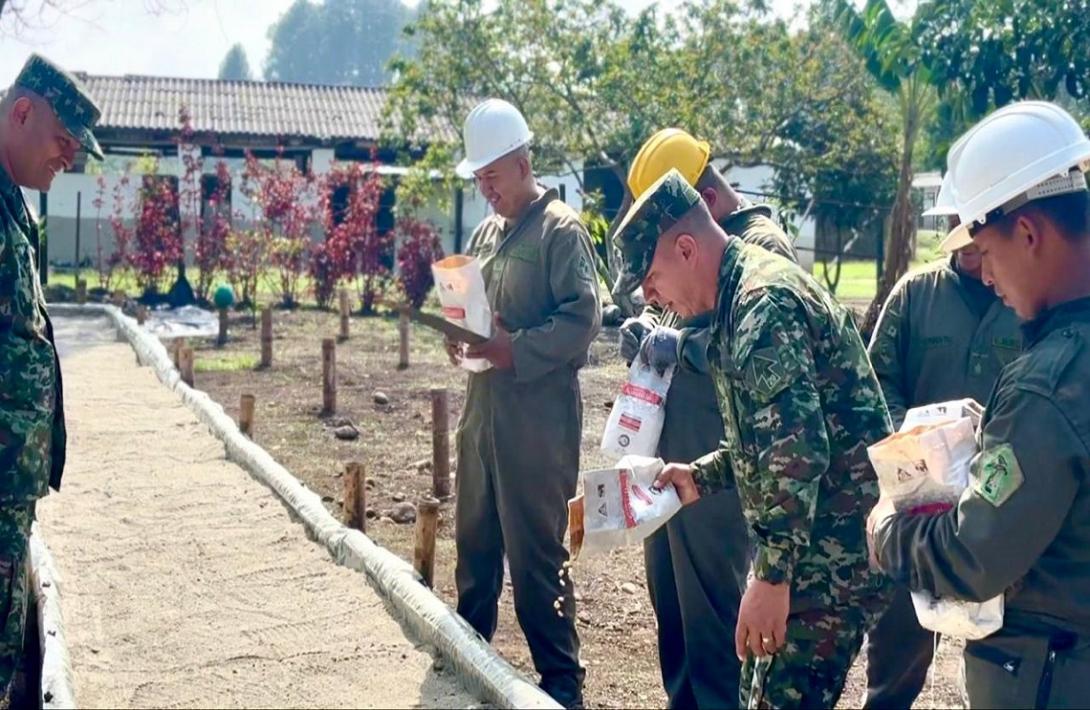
[640,199,732,318]
[0,85,80,191]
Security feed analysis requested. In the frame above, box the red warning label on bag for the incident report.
[621,383,664,406]
[442,306,467,319]
[618,414,642,432]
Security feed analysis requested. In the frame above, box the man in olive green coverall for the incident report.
[871,100,1090,709]
[0,54,102,708]
[448,100,600,709]
[619,128,799,708]
[865,235,1021,708]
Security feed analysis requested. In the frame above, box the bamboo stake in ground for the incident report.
[413,497,440,587]
[239,394,255,438]
[75,278,87,305]
[260,306,273,368]
[217,308,228,346]
[179,346,195,387]
[171,338,186,369]
[321,338,336,415]
[136,305,148,325]
[343,462,365,532]
[339,289,350,341]
[431,388,451,498]
[112,289,125,307]
[398,307,410,370]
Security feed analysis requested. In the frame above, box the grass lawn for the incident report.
[813,229,947,302]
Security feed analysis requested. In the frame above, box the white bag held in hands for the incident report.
[867,416,978,512]
[911,589,1005,640]
[901,398,984,432]
[600,359,675,458]
[869,399,1005,639]
[431,255,493,373]
[567,455,681,558]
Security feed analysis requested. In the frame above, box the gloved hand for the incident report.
[638,326,681,375]
[618,317,653,363]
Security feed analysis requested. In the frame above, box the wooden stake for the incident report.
[431,388,451,499]
[239,394,255,438]
[260,306,273,368]
[180,346,195,387]
[344,461,365,532]
[171,338,186,369]
[75,278,87,305]
[321,338,336,414]
[217,308,228,346]
[136,305,148,325]
[339,289,350,341]
[112,289,125,307]
[414,497,440,587]
[398,307,410,370]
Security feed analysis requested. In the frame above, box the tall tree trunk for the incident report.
[860,82,927,340]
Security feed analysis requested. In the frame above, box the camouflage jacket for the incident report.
[869,257,1022,428]
[0,164,65,501]
[692,238,891,610]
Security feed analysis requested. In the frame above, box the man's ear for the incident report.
[700,188,717,212]
[675,232,698,264]
[1013,212,1044,257]
[10,96,33,127]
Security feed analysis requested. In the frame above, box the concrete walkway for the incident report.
[37,315,478,709]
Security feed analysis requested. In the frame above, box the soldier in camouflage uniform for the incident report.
[0,54,102,705]
[614,170,892,708]
[618,128,799,708]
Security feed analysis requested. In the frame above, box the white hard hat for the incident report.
[942,101,1090,251]
[922,172,956,217]
[455,98,534,178]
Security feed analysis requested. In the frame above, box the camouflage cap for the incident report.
[611,168,702,297]
[14,53,103,160]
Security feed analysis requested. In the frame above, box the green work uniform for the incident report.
[865,256,1022,708]
[454,187,600,705]
[692,239,892,708]
[875,296,1090,709]
[641,203,797,709]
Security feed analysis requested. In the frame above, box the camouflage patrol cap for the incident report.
[14,53,103,160]
[611,168,702,297]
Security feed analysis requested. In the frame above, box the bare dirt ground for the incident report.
[184,306,966,709]
[37,315,479,709]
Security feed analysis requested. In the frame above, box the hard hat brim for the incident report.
[455,133,534,179]
[940,223,972,253]
[922,203,957,217]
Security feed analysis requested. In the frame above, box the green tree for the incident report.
[264,0,414,86]
[829,0,938,335]
[218,43,254,81]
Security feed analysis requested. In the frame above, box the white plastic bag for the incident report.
[868,399,1004,639]
[911,589,1005,640]
[600,359,675,457]
[901,398,984,432]
[868,416,977,512]
[431,255,493,373]
[567,455,681,558]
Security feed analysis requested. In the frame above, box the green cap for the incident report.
[14,53,103,160]
[611,168,702,297]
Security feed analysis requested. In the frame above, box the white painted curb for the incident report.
[50,303,560,710]
[29,526,76,709]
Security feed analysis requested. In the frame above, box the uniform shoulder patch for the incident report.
[742,346,789,401]
[575,252,594,282]
[973,443,1024,507]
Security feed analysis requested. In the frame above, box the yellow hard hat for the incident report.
[627,128,712,197]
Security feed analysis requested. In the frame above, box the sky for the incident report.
[0,0,836,88]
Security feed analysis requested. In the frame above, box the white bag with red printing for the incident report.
[431,255,493,373]
[867,399,1004,639]
[567,455,681,558]
[600,359,675,457]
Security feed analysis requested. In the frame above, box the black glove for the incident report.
[638,326,681,375]
[618,317,653,363]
